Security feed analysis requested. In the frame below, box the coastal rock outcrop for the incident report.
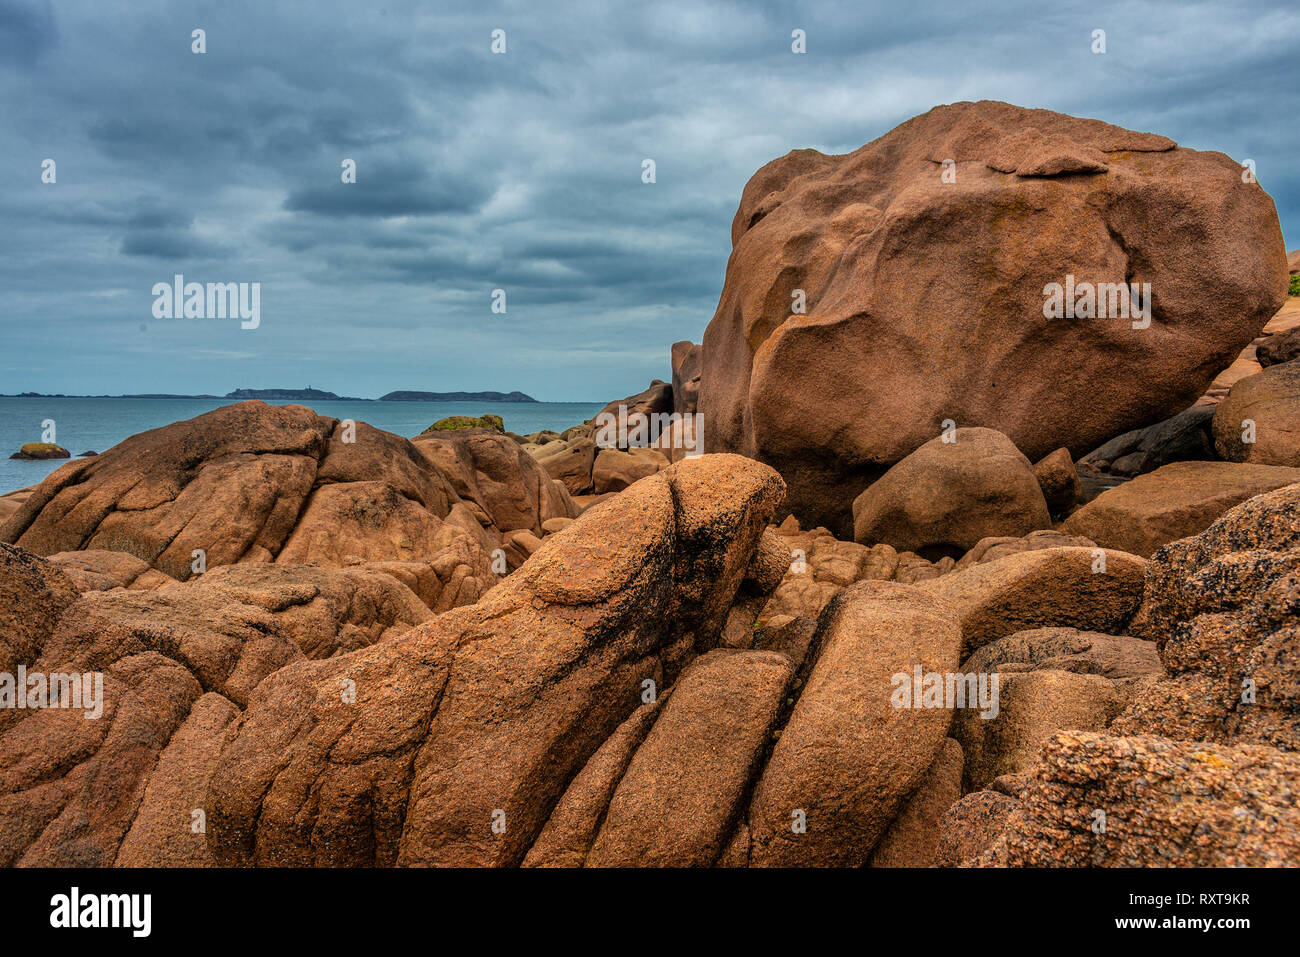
[979,732,1300,866]
[203,454,786,866]
[963,483,1300,867]
[746,581,962,866]
[412,423,579,536]
[0,554,432,866]
[700,100,1289,533]
[671,341,702,416]
[919,546,1147,655]
[9,442,70,461]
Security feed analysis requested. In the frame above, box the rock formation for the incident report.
[699,100,1289,533]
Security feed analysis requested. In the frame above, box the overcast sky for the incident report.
[2,0,1296,401]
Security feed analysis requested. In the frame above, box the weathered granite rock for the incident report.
[747,581,962,866]
[1062,461,1300,557]
[981,732,1300,867]
[701,100,1288,534]
[852,428,1051,554]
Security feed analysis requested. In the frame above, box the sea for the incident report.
[0,397,605,495]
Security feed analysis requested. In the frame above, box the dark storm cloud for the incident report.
[0,0,1297,401]
[283,159,494,217]
[0,0,55,65]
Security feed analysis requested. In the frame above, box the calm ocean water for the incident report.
[0,397,604,495]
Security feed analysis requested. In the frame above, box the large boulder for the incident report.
[1062,460,1300,557]
[596,379,673,424]
[532,436,597,495]
[852,427,1050,554]
[1212,360,1300,466]
[591,447,670,494]
[700,100,1288,533]
[0,401,333,574]
[1032,448,1081,517]
[953,669,1126,789]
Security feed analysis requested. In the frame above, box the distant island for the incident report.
[2,388,539,403]
[225,388,367,401]
[378,390,537,403]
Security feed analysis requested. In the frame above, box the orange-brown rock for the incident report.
[0,542,78,674]
[963,627,1161,681]
[1033,448,1081,516]
[868,738,965,867]
[584,649,792,867]
[592,447,670,494]
[1257,328,1300,368]
[980,732,1300,867]
[919,546,1147,655]
[671,341,702,416]
[1062,460,1300,557]
[954,530,1096,570]
[533,435,596,495]
[746,581,962,866]
[596,379,673,424]
[0,402,495,612]
[412,425,578,534]
[45,550,177,592]
[1212,360,1300,467]
[852,428,1051,553]
[0,558,433,867]
[1116,482,1300,750]
[936,790,1018,866]
[953,669,1126,789]
[759,526,897,621]
[203,454,785,867]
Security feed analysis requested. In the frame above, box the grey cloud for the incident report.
[0,0,1295,402]
[0,0,57,66]
[283,160,494,217]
